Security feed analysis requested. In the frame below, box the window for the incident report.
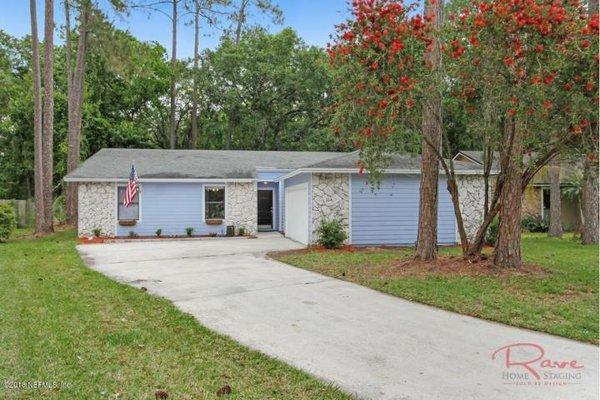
[542,188,550,220]
[205,186,225,219]
[118,186,140,220]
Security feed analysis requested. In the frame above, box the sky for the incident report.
[2,0,351,58]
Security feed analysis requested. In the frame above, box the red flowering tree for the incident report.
[328,0,434,165]
[328,0,446,259]
[444,0,598,266]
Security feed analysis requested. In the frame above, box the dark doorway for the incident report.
[257,190,273,231]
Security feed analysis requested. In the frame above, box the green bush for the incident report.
[155,228,162,237]
[521,215,549,233]
[185,227,194,237]
[128,231,137,238]
[316,219,347,249]
[52,194,65,224]
[0,203,17,242]
[238,226,246,236]
[485,218,499,246]
[92,228,102,237]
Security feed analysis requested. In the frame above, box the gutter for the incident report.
[279,167,498,181]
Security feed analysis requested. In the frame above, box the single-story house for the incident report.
[65,148,490,245]
[453,150,581,229]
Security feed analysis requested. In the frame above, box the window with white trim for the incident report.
[118,186,140,220]
[205,186,225,219]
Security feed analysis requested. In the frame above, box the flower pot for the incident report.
[119,219,137,227]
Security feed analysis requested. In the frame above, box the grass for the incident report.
[272,233,599,344]
[0,230,352,400]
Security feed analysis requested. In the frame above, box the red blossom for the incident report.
[543,73,556,85]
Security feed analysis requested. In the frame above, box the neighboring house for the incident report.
[453,150,581,229]
[65,149,490,245]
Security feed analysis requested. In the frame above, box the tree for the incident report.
[206,28,333,150]
[42,0,55,233]
[131,0,183,149]
[65,0,91,225]
[444,0,597,265]
[29,0,46,234]
[548,154,562,237]
[581,0,599,245]
[328,0,448,259]
[228,0,282,45]
[186,0,228,149]
[416,0,444,261]
[168,0,179,149]
[224,0,282,149]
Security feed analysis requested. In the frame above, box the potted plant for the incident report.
[119,219,137,227]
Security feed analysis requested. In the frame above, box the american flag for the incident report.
[123,163,139,207]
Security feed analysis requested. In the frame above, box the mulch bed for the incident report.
[384,255,548,278]
[270,246,548,279]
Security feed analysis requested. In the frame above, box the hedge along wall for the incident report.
[0,199,34,228]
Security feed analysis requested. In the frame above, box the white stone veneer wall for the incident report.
[78,183,116,237]
[226,182,257,234]
[311,173,350,243]
[456,175,494,241]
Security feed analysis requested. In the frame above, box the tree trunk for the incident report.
[190,6,200,149]
[581,154,599,244]
[169,0,178,149]
[41,0,55,233]
[415,0,443,261]
[494,118,523,267]
[580,0,599,245]
[30,0,46,234]
[234,0,249,45]
[548,155,562,237]
[65,1,90,226]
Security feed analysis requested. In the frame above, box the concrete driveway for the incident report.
[78,234,599,400]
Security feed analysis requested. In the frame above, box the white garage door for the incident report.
[285,183,309,245]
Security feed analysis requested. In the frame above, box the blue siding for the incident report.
[116,182,227,237]
[257,181,279,230]
[281,173,311,234]
[351,174,456,246]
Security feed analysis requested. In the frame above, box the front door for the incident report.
[257,190,273,231]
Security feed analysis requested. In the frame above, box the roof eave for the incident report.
[63,177,256,183]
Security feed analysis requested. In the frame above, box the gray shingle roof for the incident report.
[65,148,489,182]
[64,148,346,181]
[302,151,485,172]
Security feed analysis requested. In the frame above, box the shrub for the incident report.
[52,194,65,224]
[185,227,194,237]
[521,215,549,233]
[316,219,347,249]
[208,232,218,237]
[128,231,137,238]
[485,218,499,246]
[238,226,246,236]
[0,203,17,242]
[92,228,102,238]
[155,228,162,237]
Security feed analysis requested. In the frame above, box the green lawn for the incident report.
[0,231,352,400]
[272,234,599,344]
